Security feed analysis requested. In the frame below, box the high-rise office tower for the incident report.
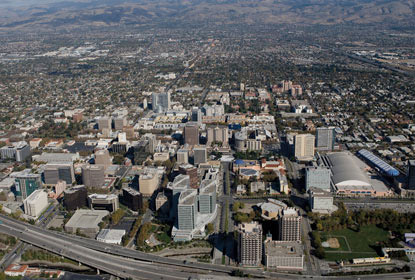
[316,127,336,151]
[139,172,159,196]
[94,149,112,167]
[198,180,216,214]
[11,169,42,200]
[407,160,415,189]
[43,164,75,185]
[207,126,229,147]
[114,117,127,130]
[177,189,198,230]
[191,107,203,125]
[177,149,189,164]
[193,147,207,165]
[237,222,263,266]
[0,141,31,162]
[122,187,143,211]
[152,92,171,113]
[24,190,48,218]
[81,165,105,188]
[15,142,31,162]
[98,117,112,131]
[278,208,301,242]
[294,134,315,161]
[144,134,157,153]
[155,191,170,214]
[63,185,88,211]
[184,123,199,146]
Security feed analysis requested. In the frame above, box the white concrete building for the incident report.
[23,189,48,218]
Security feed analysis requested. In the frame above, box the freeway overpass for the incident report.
[1,214,414,280]
[0,214,314,279]
[0,216,209,280]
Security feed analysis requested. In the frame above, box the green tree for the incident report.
[206,223,214,234]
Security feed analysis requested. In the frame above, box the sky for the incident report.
[0,0,143,8]
[0,0,67,7]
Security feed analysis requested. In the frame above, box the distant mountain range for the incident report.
[0,0,414,30]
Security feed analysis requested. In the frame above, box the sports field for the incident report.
[321,225,389,261]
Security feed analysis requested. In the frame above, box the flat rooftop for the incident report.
[24,189,46,204]
[238,221,262,233]
[65,209,109,229]
[265,241,303,257]
[96,229,125,241]
[179,189,197,205]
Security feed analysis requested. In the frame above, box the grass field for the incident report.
[321,225,389,261]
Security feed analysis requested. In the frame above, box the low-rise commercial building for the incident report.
[96,229,126,245]
[305,166,331,192]
[264,240,304,270]
[88,193,119,213]
[308,188,337,214]
[65,209,109,237]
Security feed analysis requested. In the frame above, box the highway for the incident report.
[0,220,198,280]
[0,214,322,280]
[1,215,414,279]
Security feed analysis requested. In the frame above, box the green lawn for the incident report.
[321,225,389,261]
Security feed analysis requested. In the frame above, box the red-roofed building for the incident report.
[5,264,28,277]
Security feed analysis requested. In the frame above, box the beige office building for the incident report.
[278,208,302,242]
[139,172,159,196]
[207,127,229,147]
[94,149,112,167]
[237,222,263,266]
[294,134,315,161]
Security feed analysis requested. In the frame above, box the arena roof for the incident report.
[326,152,371,187]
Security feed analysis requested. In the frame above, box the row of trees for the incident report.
[310,204,415,236]
[326,265,410,276]
[310,231,325,259]
[21,249,73,264]
[137,222,152,246]
[122,217,142,246]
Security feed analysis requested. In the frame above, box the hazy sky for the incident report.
[0,0,141,8]
[0,0,68,7]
